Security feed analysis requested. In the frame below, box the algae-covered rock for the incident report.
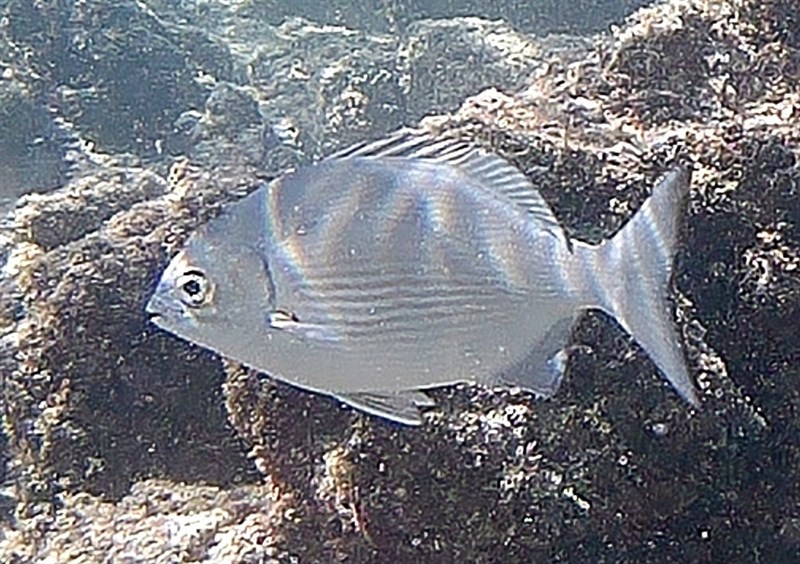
[0,479,286,562]
[0,80,69,214]
[399,18,591,122]
[237,0,654,36]
[0,0,232,155]
[0,161,262,519]
[0,0,799,561]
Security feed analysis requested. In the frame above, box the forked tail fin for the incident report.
[583,167,699,406]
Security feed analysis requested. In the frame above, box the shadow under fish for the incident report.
[147,130,698,425]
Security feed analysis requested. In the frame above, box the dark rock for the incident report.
[0,0,232,156]
[399,18,591,122]
[239,0,654,36]
[0,78,70,214]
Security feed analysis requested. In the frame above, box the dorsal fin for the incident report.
[324,128,470,161]
[326,130,568,243]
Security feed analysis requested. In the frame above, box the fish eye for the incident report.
[177,269,211,308]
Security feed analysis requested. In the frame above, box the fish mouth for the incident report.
[145,293,184,323]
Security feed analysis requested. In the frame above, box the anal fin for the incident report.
[491,316,577,397]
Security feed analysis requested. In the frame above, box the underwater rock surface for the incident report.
[0,0,799,561]
[0,479,286,562]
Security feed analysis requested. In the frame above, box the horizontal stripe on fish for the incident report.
[290,304,527,343]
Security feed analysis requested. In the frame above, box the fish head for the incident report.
[146,190,275,357]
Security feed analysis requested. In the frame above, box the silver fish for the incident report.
[147,131,699,425]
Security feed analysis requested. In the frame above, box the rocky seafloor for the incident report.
[0,0,798,561]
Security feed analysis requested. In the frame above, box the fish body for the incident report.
[147,131,698,424]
